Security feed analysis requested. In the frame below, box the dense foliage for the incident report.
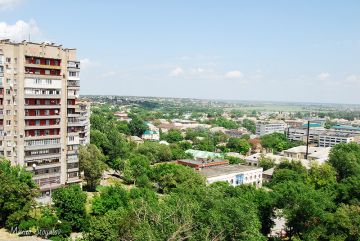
[0,159,38,229]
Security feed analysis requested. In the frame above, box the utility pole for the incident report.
[305,121,310,159]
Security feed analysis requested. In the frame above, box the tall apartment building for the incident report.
[0,39,89,199]
[255,120,287,136]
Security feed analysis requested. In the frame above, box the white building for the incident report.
[283,146,330,162]
[199,164,263,188]
[256,121,287,136]
[141,130,160,141]
[318,132,360,147]
[287,127,325,145]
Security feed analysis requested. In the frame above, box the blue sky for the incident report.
[1,0,360,104]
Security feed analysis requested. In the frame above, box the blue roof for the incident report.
[302,123,322,128]
[143,130,158,135]
[331,125,360,131]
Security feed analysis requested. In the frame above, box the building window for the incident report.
[45,59,50,65]
[35,59,40,64]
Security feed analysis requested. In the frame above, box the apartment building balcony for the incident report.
[67,149,78,155]
[67,93,79,99]
[24,134,61,140]
[32,171,61,180]
[68,75,80,81]
[37,182,62,191]
[67,80,80,87]
[66,177,81,184]
[67,155,79,164]
[67,121,85,127]
[25,63,61,70]
[24,153,61,162]
[25,94,61,99]
[25,115,60,120]
[25,73,62,79]
[24,143,61,151]
[25,124,61,130]
[25,162,61,171]
[67,113,80,118]
[25,104,61,109]
[67,61,80,69]
[67,167,79,173]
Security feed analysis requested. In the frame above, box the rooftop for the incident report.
[177,159,229,167]
[199,164,262,178]
[331,125,360,131]
[185,149,224,159]
[284,145,330,155]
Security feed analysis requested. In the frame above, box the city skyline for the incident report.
[1,0,359,104]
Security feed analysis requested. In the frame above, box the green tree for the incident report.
[0,159,38,229]
[151,163,205,193]
[328,142,360,181]
[336,175,360,205]
[92,185,130,215]
[123,154,151,186]
[52,185,87,231]
[326,204,360,241]
[135,142,172,163]
[162,129,183,143]
[36,207,72,239]
[79,144,107,191]
[260,132,296,153]
[242,119,256,134]
[273,181,334,240]
[226,137,251,155]
[258,156,276,170]
[128,115,147,137]
[307,163,337,190]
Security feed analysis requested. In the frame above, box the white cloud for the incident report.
[345,74,360,84]
[80,58,100,70]
[169,67,184,77]
[0,19,41,42]
[317,72,330,80]
[225,70,244,79]
[0,0,23,11]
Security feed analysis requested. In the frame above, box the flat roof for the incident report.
[178,159,227,166]
[331,125,360,131]
[284,145,330,154]
[199,164,262,178]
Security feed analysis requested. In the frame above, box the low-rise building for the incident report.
[185,149,224,160]
[141,130,160,141]
[199,164,263,187]
[283,146,330,162]
[177,159,229,170]
[256,121,287,136]
[330,125,360,135]
[114,112,132,122]
[286,127,325,145]
[318,132,360,147]
[245,152,326,169]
